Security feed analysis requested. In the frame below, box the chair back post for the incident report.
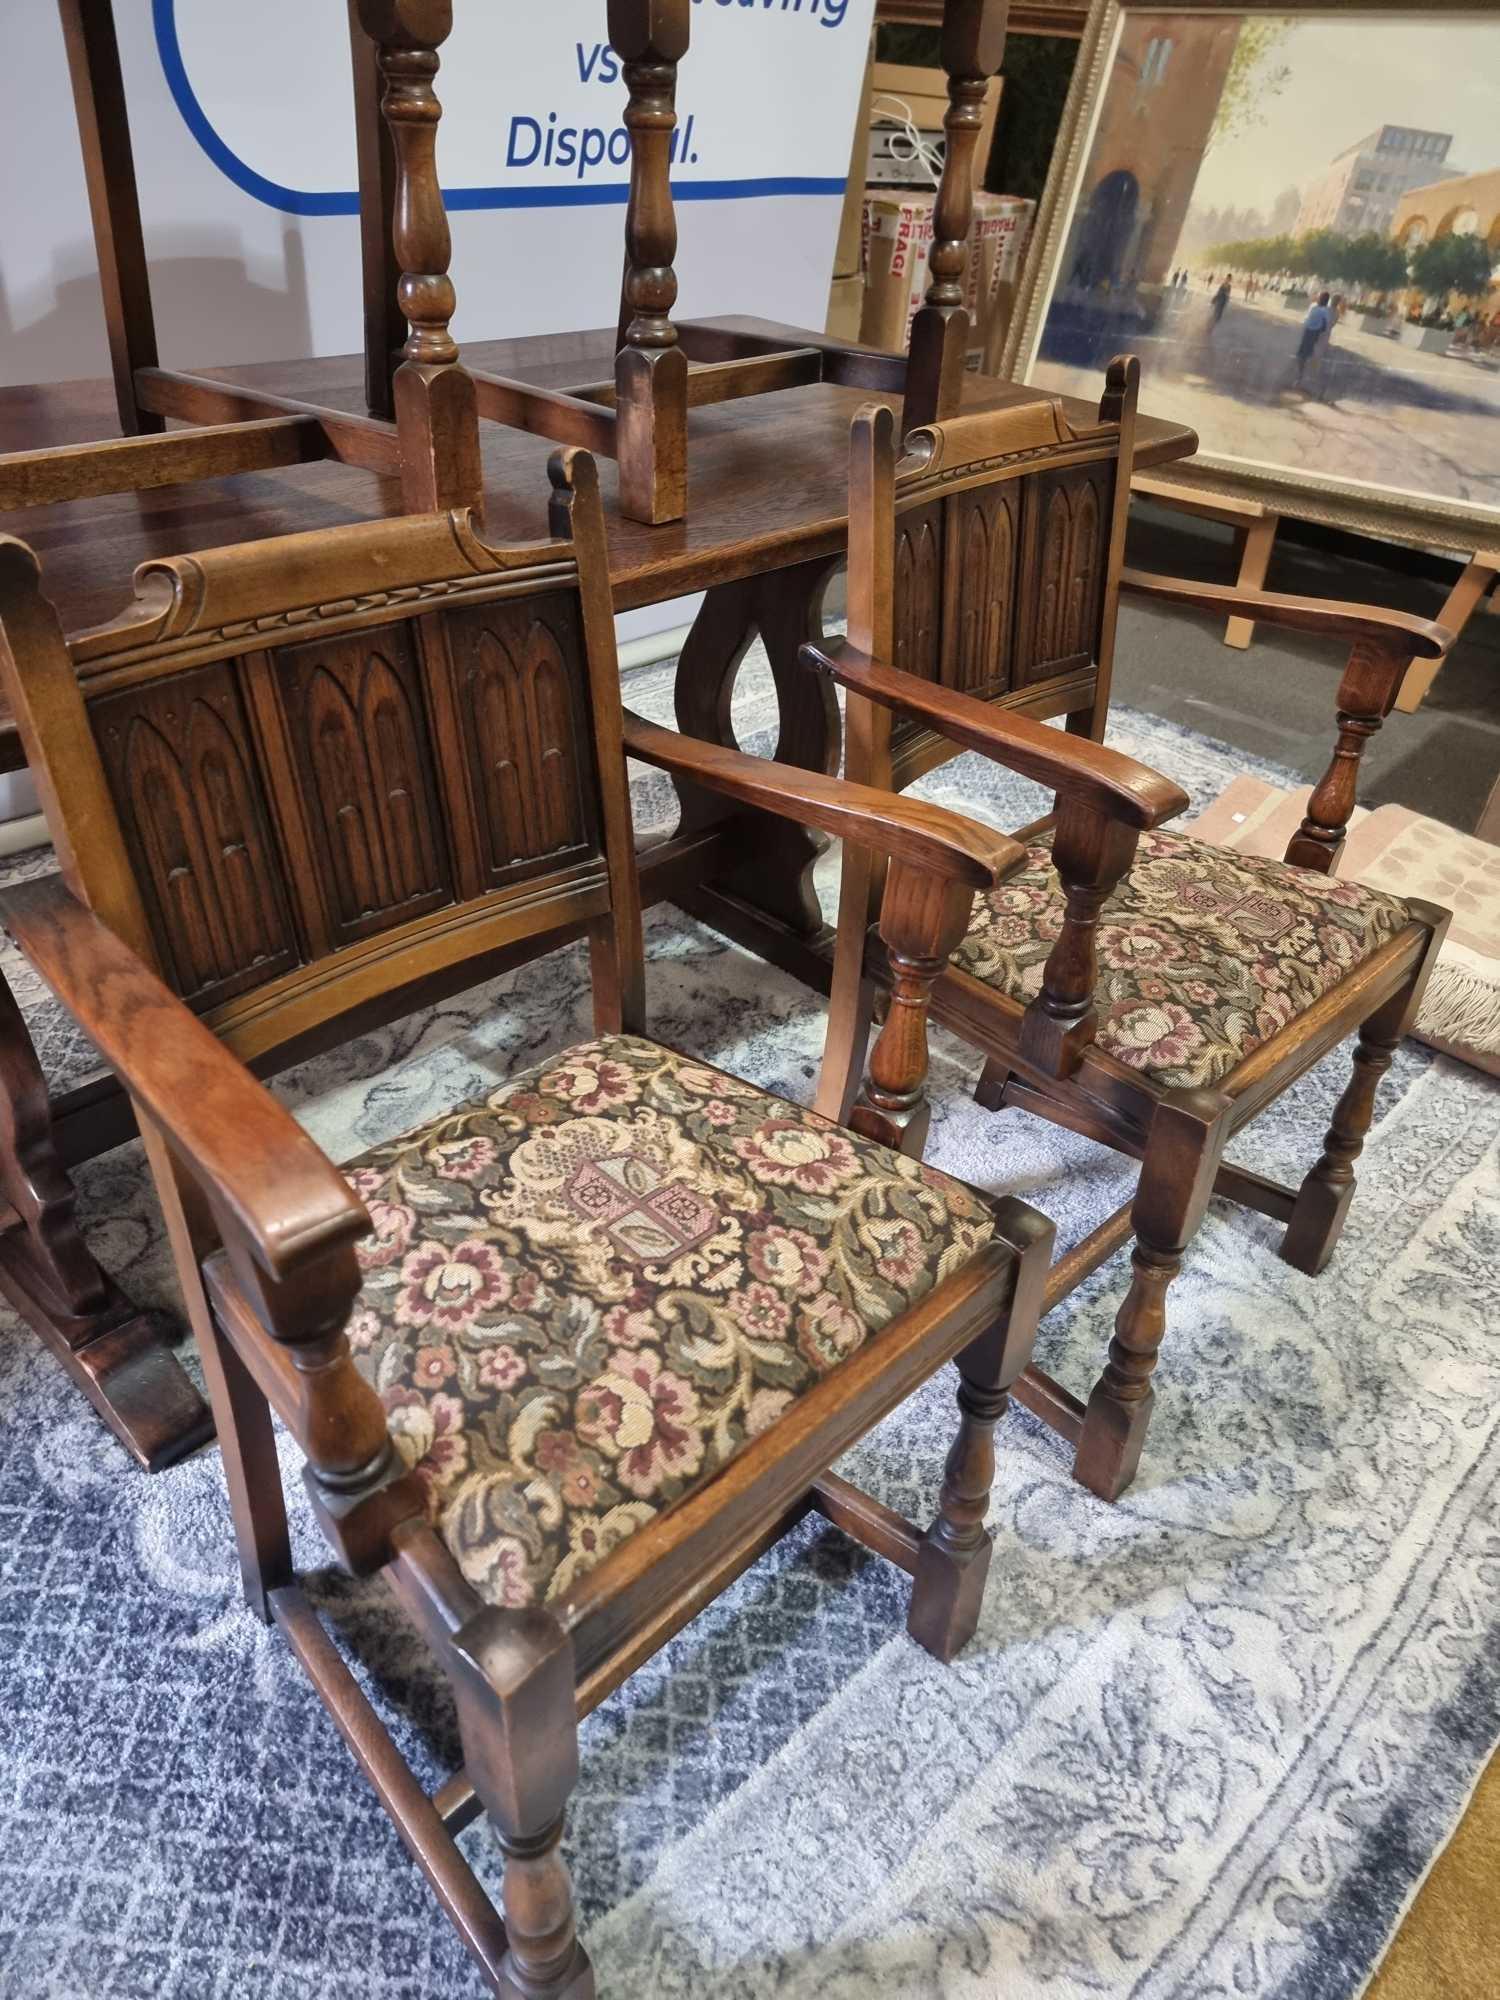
[0,538,157,963]
[348,0,405,423]
[817,403,900,1127]
[57,0,162,439]
[610,0,691,524]
[904,0,1010,429]
[355,0,484,515]
[1084,352,1139,737]
[548,451,648,1034]
[1285,632,1406,875]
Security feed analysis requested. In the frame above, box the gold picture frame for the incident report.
[1003,0,1500,550]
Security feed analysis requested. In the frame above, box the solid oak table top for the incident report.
[0,317,1196,765]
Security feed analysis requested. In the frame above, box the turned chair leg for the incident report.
[908,1201,1051,1662]
[1281,907,1448,1276]
[908,1351,1008,1662]
[451,1609,594,2000]
[974,1056,1010,1112]
[1280,1013,1399,1277]
[1075,1089,1230,1503]
[0,965,212,1470]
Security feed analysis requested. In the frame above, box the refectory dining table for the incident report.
[0,316,1196,1468]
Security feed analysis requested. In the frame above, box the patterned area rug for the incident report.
[1,669,1497,2000]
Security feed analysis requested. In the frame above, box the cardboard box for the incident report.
[826,272,864,344]
[829,57,1000,289]
[980,196,1036,372]
[858,188,1027,361]
[858,188,936,352]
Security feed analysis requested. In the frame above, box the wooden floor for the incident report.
[1369,1745,1500,1996]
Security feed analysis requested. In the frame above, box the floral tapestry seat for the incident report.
[951,825,1411,1092]
[340,1035,997,1614]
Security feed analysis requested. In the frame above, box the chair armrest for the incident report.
[801,640,1187,1080]
[0,875,366,1282]
[1121,569,1455,872]
[1119,568,1453,660]
[622,708,1025,886]
[800,637,1189,831]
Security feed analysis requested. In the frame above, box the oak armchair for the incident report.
[805,391,1452,1503]
[0,451,1052,1997]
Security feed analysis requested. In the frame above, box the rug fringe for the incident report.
[1419,959,1500,1055]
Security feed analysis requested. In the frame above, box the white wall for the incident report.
[0,0,875,386]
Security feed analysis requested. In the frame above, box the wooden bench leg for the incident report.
[1224,511,1278,648]
[672,559,842,974]
[0,967,211,1470]
[1395,551,1497,714]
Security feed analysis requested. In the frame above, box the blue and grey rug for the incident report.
[0,675,1496,2000]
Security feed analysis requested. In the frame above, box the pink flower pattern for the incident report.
[954,825,1408,1088]
[394,1240,512,1332]
[343,1036,994,1612]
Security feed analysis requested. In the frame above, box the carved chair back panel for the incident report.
[438,592,598,893]
[890,454,1116,704]
[268,620,456,950]
[1014,459,1114,687]
[81,588,609,1021]
[0,481,636,1067]
[90,661,302,1011]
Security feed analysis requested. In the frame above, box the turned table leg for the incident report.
[668,556,842,983]
[0,967,211,1470]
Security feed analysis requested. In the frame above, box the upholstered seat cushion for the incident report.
[341,1035,995,1612]
[951,825,1411,1090]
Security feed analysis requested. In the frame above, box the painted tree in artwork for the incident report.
[1409,233,1495,305]
[1209,21,1294,147]
[1343,233,1409,295]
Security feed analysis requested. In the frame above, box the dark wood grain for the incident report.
[621,708,1021,888]
[0,417,329,511]
[0,325,1193,628]
[1119,568,1450,656]
[0,876,366,1283]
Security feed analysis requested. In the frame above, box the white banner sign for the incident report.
[169,0,869,210]
[1,0,874,386]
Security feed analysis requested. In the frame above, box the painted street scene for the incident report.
[1030,14,1500,513]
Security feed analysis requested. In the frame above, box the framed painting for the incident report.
[1005,0,1500,548]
